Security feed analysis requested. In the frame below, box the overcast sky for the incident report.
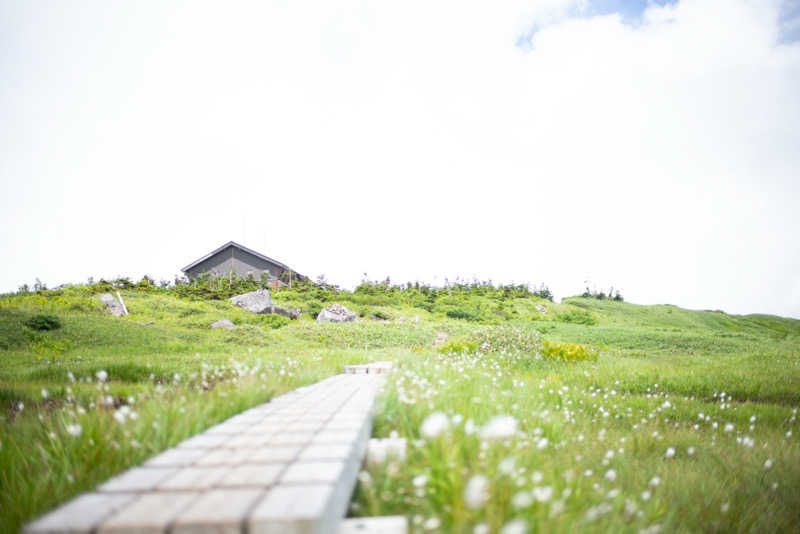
[1,0,799,318]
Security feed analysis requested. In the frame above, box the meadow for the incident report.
[0,278,798,533]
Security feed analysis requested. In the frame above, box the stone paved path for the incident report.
[25,363,399,534]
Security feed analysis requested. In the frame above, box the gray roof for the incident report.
[181,241,300,276]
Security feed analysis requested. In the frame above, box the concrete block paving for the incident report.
[24,363,404,534]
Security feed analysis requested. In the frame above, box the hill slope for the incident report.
[1,280,798,533]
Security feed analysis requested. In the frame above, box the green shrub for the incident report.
[556,309,597,325]
[305,300,324,319]
[23,314,62,331]
[540,339,598,362]
[438,326,542,356]
[371,309,392,320]
[260,314,290,329]
[473,326,541,355]
[437,337,479,354]
[444,307,483,322]
[580,286,623,301]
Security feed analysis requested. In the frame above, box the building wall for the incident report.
[185,245,284,280]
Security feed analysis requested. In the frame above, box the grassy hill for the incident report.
[1,279,798,533]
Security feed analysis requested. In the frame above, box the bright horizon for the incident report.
[1,0,799,318]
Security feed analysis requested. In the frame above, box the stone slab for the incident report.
[280,460,347,484]
[248,445,302,464]
[217,463,286,488]
[144,447,208,468]
[157,467,228,491]
[343,361,393,374]
[248,485,338,534]
[298,444,353,462]
[171,488,264,534]
[24,492,137,534]
[97,491,199,534]
[338,516,408,534]
[226,433,275,448]
[268,431,317,446]
[98,467,178,493]
[195,448,261,466]
[312,429,361,446]
[178,434,233,449]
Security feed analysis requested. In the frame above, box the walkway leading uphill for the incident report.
[24,362,404,534]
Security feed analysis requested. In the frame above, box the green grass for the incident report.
[351,299,800,533]
[1,283,799,533]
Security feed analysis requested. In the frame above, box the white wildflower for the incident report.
[536,437,549,450]
[764,458,773,470]
[464,419,477,435]
[721,502,730,514]
[531,470,543,484]
[649,476,661,487]
[687,446,695,455]
[113,405,133,424]
[499,518,527,534]
[420,412,450,439]
[423,517,440,530]
[65,423,82,437]
[96,370,108,382]
[498,456,516,475]
[479,415,518,440]
[512,491,533,508]
[604,469,617,482]
[641,490,651,501]
[665,447,675,458]
[412,474,428,488]
[724,423,734,433]
[549,499,566,518]
[474,524,490,534]
[41,388,49,399]
[532,485,553,502]
[464,475,489,509]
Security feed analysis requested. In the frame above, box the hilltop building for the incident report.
[181,241,302,286]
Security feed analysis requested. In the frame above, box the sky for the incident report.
[1,0,799,318]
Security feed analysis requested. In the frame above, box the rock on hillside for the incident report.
[317,303,357,322]
[230,289,272,313]
[210,318,235,329]
[230,289,301,319]
[98,293,126,316]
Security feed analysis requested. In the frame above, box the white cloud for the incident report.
[0,0,798,317]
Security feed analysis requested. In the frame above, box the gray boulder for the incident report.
[230,289,300,319]
[317,303,357,323]
[98,293,126,316]
[210,318,235,329]
[230,289,272,313]
[268,305,302,320]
